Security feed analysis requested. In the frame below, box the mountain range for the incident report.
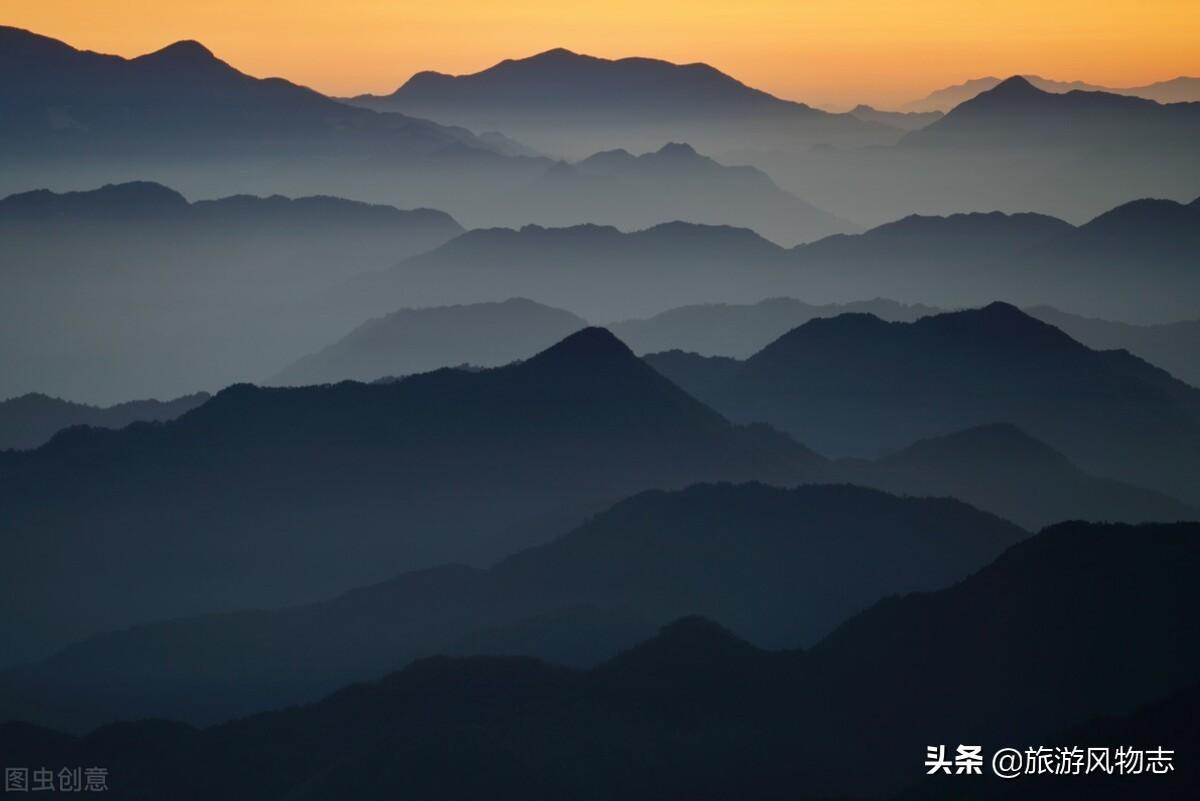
[348,47,898,159]
[0,328,814,664]
[903,73,1200,113]
[904,76,1200,151]
[0,391,209,451]
[4,520,1196,800]
[481,141,857,245]
[646,303,1200,505]
[0,482,1021,731]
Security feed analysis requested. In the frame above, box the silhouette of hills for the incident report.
[0,391,209,451]
[903,73,1200,112]
[348,47,896,158]
[273,298,587,385]
[0,182,462,403]
[645,304,1200,504]
[0,483,1019,730]
[4,521,1197,800]
[904,76,1200,150]
[0,328,816,663]
[491,142,857,246]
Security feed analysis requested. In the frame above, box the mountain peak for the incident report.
[602,616,762,675]
[139,39,217,64]
[654,142,699,158]
[526,327,635,367]
[988,75,1042,97]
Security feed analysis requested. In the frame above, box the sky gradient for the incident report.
[7,0,1200,108]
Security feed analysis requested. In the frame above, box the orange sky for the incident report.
[7,0,1199,108]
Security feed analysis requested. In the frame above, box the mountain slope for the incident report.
[273,299,587,385]
[0,328,815,663]
[0,391,209,451]
[0,483,1020,730]
[646,304,1200,504]
[4,521,1197,801]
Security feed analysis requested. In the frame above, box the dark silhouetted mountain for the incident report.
[0,329,816,664]
[611,297,940,357]
[1027,306,1200,387]
[0,391,209,451]
[903,76,1200,150]
[272,299,587,385]
[0,26,508,161]
[348,47,896,158]
[903,73,1200,112]
[330,221,792,321]
[0,482,1019,731]
[4,521,1197,800]
[848,103,942,130]
[490,142,857,245]
[0,182,462,403]
[835,423,1197,529]
[646,304,1200,504]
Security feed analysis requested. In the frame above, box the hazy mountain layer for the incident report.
[0,182,462,403]
[4,521,1196,800]
[646,304,1200,504]
[348,47,898,159]
[0,329,815,663]
[0,392,209,451]
[0,483,1020,731]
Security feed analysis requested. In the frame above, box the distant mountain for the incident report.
[488,142,857,246]
[646,304,1200,504]
[0,483,1019,730]
[5,521,1197,800]
[903,73,1200,112]
[903,76,1200,150]
[848,103,942,130]
[0,328,815,663]
[0,391,209,451]
[348,47,897,158]
[1027,306,1200,387]
[836,423,1197,530]
[328,221,792,322]
[610,297,939,357]
[272,299,587,385]
[0,182,462,403]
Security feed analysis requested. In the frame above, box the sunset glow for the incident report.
[7,0,1200,108]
